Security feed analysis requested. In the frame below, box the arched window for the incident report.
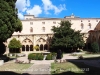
[81,23,84,29]
[30,45,33,51]
[22,45,25,51]
[40,44,43,51]
[26,45,29,51]
[30,27,33,32]
[88,23,91,29]
[44,44,48,50]
[42,27,45,32]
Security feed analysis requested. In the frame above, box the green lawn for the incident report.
[51,61,100,75]
[0,62,33,74]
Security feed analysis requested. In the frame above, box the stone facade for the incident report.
[5,14,100,54]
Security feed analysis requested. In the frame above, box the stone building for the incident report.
[5,14,100,54]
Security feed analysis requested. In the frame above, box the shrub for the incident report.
[38,53,44,60]
[91,42,99,53]
[28,53,34,60]
[0,55,9,62]
[78,55,84,59]
[51,52,57,60]
[34,45,39,51]
[46,53,52,60]
[34,53,39,60]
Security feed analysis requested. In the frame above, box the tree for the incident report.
[0,0,22,54]
[91,42,99,53]
[50,21,85,52]
[8,38,22,53]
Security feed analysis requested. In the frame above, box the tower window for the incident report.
[81,23,84,29]
[30,22,33,25]
[53,22,56,24]
[88,23,91,29]
[30,27,33,32]
[42,27,45,32]
[42,22,45,24]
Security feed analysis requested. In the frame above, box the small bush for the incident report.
[35,53,39,60]
[91,42,99,53]
[28,53,34,60]
[78,55,84,59]
[46,53,52,60]
[38,53,44,60]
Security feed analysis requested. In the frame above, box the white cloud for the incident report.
[42,0,66,15]
[16,0,42,19]
[26,5,42,17]
[18,12,24,20]
[16,0,66,19]
[16,0,30,12]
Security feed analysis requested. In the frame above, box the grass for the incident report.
[0,61,33,74]
[70,51,100,58]
[51,61,100,75]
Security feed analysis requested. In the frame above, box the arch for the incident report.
[26,45,29,51]
[36,38,46,42]
[30,45,33,51]
[40,44,43,51]
[44,44,48,50]
[22,38,33,45]
[22,45,25,51]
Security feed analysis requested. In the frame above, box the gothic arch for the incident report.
[36,38,46,42]
[22,38,33,51]
[22,38,33,45]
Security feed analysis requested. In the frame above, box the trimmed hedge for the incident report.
[28,53,44,60]
[46,53,52,60]
[28,52,59,60]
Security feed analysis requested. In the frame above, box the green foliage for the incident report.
[8,38,22,49]
[38,53,44,60]
[28,53,44,60]
[46,53,52,60]
[91,42,99,53]
[34,45,39,50]
[0,0,22,42]
[50,21,85,51]
[28,53,34,60]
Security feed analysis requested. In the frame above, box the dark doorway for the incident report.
[44,44,48,50]
[22,45,25,51]
[26,45,29,51]
[30,45,33,51]
[40,44,43,51]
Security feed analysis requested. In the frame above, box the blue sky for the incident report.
[16,0,100,19]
